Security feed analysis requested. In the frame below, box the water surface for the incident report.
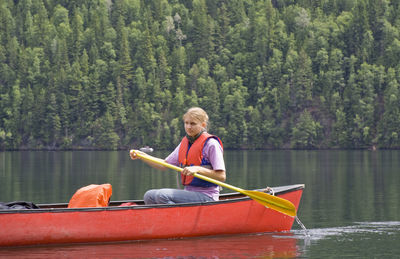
[0,150,399,258]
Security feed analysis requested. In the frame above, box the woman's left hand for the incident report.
[182,166,199,176]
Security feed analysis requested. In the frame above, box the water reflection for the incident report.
[0,233,300,259]
[1,222,398,258]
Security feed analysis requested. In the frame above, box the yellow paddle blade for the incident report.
[130,149,297,217]
[242,190,297,217]
[193,172,297,216]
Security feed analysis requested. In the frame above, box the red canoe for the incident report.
[0,184,304,247]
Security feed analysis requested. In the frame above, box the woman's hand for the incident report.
[183,166,226,182]
[181,166,200,176]
[130,149,145,160]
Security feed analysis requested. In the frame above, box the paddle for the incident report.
[130,149,297,217]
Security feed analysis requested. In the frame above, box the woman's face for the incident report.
[184,116,206,137]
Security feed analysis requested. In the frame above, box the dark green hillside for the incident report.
[1,0,400,150]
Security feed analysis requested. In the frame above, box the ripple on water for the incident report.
[290,221,400,241]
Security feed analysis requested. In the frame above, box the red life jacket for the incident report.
[178,132,223,187]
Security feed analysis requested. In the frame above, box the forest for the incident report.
[1,0,400,150]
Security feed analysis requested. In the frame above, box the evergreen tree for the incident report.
[291,109,322,149]
[191,0,212,61]
[45,92,61,146]
[3,83,22,148]
[378,68,400,147]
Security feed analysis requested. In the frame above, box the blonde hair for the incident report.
[183,107,209,129]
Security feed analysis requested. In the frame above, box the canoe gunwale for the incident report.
[0,184,304,214]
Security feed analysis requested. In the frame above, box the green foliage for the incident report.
[1,0,400,150]
[291,110,322,149]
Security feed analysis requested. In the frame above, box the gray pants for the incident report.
[143,188,214,205]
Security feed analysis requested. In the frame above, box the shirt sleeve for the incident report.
[203,138,225,171]
[165,144,181,166]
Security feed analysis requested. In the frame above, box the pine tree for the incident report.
[291,109,322,149]
[378,68,400,147]
[191,0,212,61]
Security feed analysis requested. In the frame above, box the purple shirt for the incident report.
[165,137,225,201]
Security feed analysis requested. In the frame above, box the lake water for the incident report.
[0,150,399,258]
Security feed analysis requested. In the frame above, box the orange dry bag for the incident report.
[68,184,112,208]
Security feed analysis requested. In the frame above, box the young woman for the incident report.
[130,107,226,204]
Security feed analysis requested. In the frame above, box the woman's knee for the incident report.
[155,189,175,204]
[144,189,174,204]
[143,189,158,204]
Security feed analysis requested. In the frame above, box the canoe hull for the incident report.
[0,184,304,247]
